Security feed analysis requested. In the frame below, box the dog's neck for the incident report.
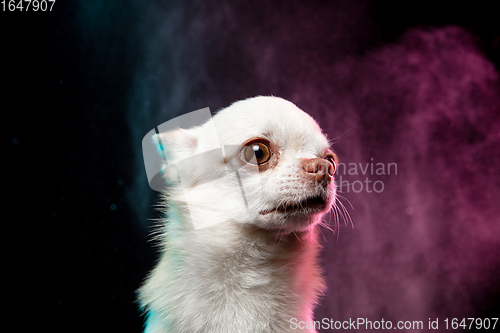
[140,199,324,333]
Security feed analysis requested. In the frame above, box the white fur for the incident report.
[138,96,336,333]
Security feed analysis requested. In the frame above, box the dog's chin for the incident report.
[258,194,332,232]
[259,194,330,215]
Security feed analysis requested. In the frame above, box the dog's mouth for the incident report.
[259,195,329,215]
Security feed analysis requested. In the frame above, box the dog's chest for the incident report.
[165,235,306,331]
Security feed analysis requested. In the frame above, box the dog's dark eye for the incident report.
[242,141,271,165]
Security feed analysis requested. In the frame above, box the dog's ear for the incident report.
[156,127,199,163]
[154,127,199,185]
[143,107,214,191]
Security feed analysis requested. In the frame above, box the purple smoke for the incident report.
[314,26,500,331]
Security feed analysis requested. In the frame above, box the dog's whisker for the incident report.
[327,131,353,146]
[335,196,353,228]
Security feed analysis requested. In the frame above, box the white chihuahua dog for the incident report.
[138,96,338,333]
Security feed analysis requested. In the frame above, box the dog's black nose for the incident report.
[302,158,334,182]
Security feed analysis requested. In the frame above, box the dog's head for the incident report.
[158,96,337,232]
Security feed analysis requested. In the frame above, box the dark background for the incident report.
[3,1,499,332]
